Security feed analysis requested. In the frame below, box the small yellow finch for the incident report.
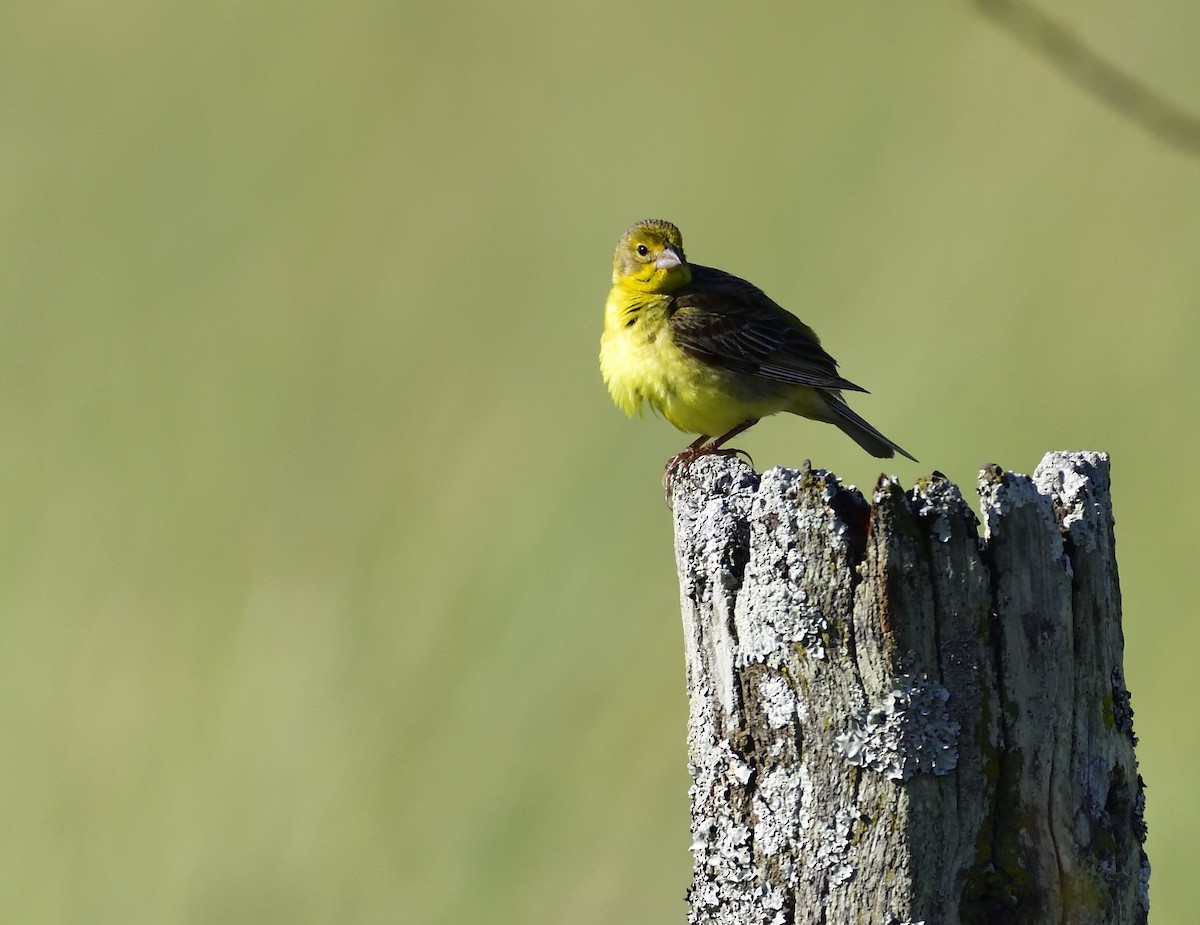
[600,219,915,477]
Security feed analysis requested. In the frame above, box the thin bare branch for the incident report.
[974,0,1200,158]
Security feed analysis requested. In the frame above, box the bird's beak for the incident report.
[655,245,682,270]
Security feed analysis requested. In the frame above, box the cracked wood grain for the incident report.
[671,452,1147,925]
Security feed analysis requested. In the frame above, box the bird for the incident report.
[599,219,915,483]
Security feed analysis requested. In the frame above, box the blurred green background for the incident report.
[3,0,1197,921]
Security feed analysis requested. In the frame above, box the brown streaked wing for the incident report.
[668,264,867,393]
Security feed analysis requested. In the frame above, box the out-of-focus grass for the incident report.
[1,1,1196,921]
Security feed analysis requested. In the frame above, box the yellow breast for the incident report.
[600,286,785,436]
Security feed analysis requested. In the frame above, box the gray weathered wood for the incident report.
[671,451,1147,925]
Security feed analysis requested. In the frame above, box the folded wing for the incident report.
[668,264,867,393]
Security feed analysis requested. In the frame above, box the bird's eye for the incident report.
[636,244,650,257]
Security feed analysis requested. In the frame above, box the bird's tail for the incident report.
[821,394,917,462]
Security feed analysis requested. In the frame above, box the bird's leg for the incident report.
[705,419,759,467]
[662,420,760,497]
[707,419,757,451]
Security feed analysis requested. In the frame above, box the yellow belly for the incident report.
[600,290,792,436]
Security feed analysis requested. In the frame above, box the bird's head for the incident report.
[611,219,691,293]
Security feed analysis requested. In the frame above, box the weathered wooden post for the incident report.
[671,451,1148,925]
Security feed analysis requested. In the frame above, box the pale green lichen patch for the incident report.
[911,473,979,544]
[978,466,1049,540]
[835,674,960,780]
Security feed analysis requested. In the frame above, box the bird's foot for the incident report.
[662,445,755,503]
[717,446,754,468]
[662,446,704,497]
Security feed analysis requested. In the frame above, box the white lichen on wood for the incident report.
[836,674,959,781]
[671,451,1148,925]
